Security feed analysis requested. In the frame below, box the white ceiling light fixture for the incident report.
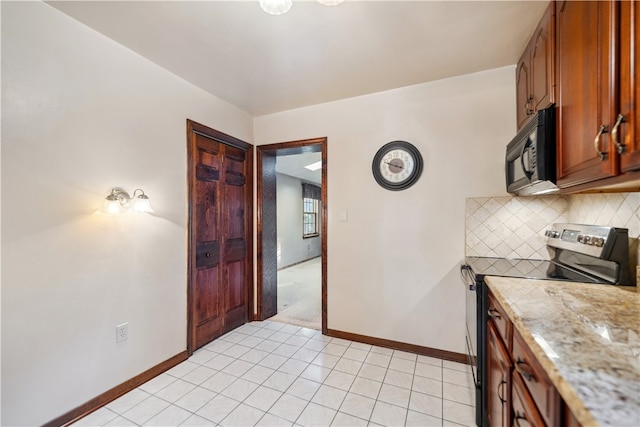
[317,0,344,6]
[259,0,293,15]
[305,161,322,171]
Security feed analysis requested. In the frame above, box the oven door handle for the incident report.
[460,265,476,291]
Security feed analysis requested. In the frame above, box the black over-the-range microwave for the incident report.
[505,106,557,196]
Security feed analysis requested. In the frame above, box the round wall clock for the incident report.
[372,140,423,191]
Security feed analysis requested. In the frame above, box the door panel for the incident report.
[620,0,640,172]
[516,50,531,130]
[225,185,245,240]
[195,180,218,241]
[556,0,618,187]
[225,261,245,310]
[195,267,220,323]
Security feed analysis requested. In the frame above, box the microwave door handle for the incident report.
[520,139,534,179]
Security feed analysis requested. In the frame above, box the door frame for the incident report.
[256,137,328,334]
[186,119,254,355]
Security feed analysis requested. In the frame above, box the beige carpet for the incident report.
[269,257,321,330]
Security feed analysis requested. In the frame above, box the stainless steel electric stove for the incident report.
[459,223,633,427]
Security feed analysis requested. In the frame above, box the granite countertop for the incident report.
[485,276,640,427]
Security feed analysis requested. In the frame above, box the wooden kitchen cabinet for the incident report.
[556,0,640,191]
[487,322,512,427]
[619,0,640,172]
[512,371,545,427]
[513,329,561,427]
[486,289,570,427]
[516,1,555,130]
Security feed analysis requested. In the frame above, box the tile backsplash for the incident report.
[466,192,639,263]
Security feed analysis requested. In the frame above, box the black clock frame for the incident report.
[372,140,423,191]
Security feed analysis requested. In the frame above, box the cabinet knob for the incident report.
[593,125,608,161]
[612,113,626,154]
[205,252,212,258]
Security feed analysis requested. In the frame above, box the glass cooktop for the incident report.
[465,256,609,284]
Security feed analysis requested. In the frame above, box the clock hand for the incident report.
[384,161,404,170]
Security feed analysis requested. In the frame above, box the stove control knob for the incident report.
[577,234,585,243]
[584,235,592,244]
[593,237,605,247]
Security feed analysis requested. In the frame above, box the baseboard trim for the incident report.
[277,256,320,271]
[45,350,189,427]
[326,329,467,364]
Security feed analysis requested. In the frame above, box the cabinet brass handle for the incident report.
[487,308,501,320]
[498,378,507,403]
[515,359,535,382]
[594,125,608,161]
[525,96,534,115]
[513,411,532,427]
[612,113,626,154]
[205,252,212,258]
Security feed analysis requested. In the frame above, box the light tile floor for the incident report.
[73,321,475,427]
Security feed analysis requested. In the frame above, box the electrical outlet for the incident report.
[116,323,128,343]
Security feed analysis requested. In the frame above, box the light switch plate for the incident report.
[340,210,348,222]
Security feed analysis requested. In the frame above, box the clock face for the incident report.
[379,148,415,184]
[372,141,423,190]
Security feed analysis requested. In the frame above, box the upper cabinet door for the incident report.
[620,0,640,172]
[556,0,619,188]
[516,50,532,131]
[515,1,555,131]
[530,3,555,113]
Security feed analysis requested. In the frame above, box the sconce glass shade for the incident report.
[102,198,125,215]
[131,193,154,213]
[259,0,292,15]
[101,188,128,215]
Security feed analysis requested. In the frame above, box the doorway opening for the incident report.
[257,138,327,333]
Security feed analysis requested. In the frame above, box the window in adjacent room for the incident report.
[302,183,321,238]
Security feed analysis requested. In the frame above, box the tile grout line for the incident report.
[89,321,474,427]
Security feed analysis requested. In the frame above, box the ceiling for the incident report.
[276,151,322,184]
[48,0,549,116]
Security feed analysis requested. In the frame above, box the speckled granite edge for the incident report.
[485,276,640,427]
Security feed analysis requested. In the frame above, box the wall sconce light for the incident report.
[102,187,154,214]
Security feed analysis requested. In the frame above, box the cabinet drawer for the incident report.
[513,329,561,427]
[513,370,546,427]
[487,292,512,349]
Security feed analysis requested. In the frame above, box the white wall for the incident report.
[1,2,253,425]
[277,173,322,268]
[254,67,514,353]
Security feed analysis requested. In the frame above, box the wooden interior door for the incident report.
[187,120,253,352]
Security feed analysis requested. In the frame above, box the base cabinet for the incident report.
[487,323,512,427]
[485,289,581,427]
[512,372,545,427]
